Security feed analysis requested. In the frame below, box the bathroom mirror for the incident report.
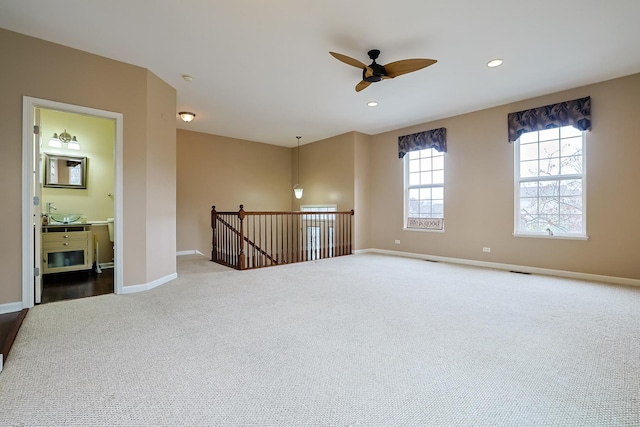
[43,153,87,189]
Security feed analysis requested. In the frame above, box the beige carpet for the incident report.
[1,253,639,426]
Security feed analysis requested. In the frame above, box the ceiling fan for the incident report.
[330,49,437,92]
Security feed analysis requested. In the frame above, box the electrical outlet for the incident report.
[394,240,401,244]
[482,247,491,253]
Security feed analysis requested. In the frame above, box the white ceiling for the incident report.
[2,1,640,147]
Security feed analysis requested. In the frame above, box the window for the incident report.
[405,148,444,230]
[301,205,336,259]
[515,125,586,237]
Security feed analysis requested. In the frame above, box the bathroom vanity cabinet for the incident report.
[42,224,94,274]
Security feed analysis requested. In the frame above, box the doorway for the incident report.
[22,97,124,308]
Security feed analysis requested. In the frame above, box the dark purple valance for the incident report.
[398,127,447,158]
[507,96,591,143]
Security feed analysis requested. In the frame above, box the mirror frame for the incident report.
[43,153,87,189]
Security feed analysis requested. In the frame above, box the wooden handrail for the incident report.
[211,205,354,270]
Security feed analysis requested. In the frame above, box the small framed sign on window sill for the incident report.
[406,217,444,230]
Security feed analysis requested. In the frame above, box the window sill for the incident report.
[512,233,589,241]
[403,228,445,233]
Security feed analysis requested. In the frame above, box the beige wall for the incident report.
[371,73,640,280]
[40,109,115,221]
[0,28,177,306]
[354,132,372,250]
[178,130,364,256]
[177,130,292,255]
[291,132,355,211]
[145,71,177,280]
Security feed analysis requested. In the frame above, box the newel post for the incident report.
[238,204,246,270]
[211,206,217,262]
[349,209,354,255]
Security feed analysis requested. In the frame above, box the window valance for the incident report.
[507,96,591,143]
[398,127,447,158]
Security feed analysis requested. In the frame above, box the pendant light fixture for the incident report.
[293,136,303,199]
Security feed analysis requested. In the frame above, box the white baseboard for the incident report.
[363,248,640,288]
[121,272,178,295]
[0,302,23,315]
[176,250,206,256]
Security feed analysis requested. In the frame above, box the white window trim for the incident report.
[403,149,445,232]
[403,227,445,233]
[300,204,337,211]
[513,129,588,239]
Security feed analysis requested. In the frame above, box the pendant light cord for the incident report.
[296,136,301,183]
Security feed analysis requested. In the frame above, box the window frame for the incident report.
[513,126,588,240]
[403,147,445,232]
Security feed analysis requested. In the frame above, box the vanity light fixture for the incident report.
[49,129,80,150]
[293,136,304,199]
[67,136,80,150]
[179,111,196,122]
[487,58,503,68]
[48,133,62,148]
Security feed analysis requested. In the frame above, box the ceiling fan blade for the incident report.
[355,80,371,92]
[330,51,367,69]
[384,59,437,78]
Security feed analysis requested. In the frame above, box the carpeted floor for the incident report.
[0,253,639,426]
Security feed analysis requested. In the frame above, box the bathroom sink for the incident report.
[49,213,82,224]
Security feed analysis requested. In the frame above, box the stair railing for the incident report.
[211,205,354,270]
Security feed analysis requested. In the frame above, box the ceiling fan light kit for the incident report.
[330,49,437,92]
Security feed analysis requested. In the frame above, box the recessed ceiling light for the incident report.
[182,74,193,82]
[367,101,378,107]
[487,59,503,68]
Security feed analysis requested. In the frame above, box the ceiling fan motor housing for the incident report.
[363,62,387,82]
[364,49,386,81]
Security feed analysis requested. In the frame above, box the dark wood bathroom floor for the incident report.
[41,268,114,304]
[0,309,28,366]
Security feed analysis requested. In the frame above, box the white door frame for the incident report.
[33,107,42,303]
[22,96,124,308]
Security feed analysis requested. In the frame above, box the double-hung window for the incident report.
[405,148,444,230]
[515,125,586,237]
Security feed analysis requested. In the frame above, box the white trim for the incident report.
[120,273,178,294]
[513,233,588,241]
[21,99,33,307]
[365,248,640,288]
[300,204,337,210]
[403,228,445,233]
[177,250,206,256]
[22,97,124,307]
[353,248,375,255]
[404,148,445,229]
[0,302,24,315]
